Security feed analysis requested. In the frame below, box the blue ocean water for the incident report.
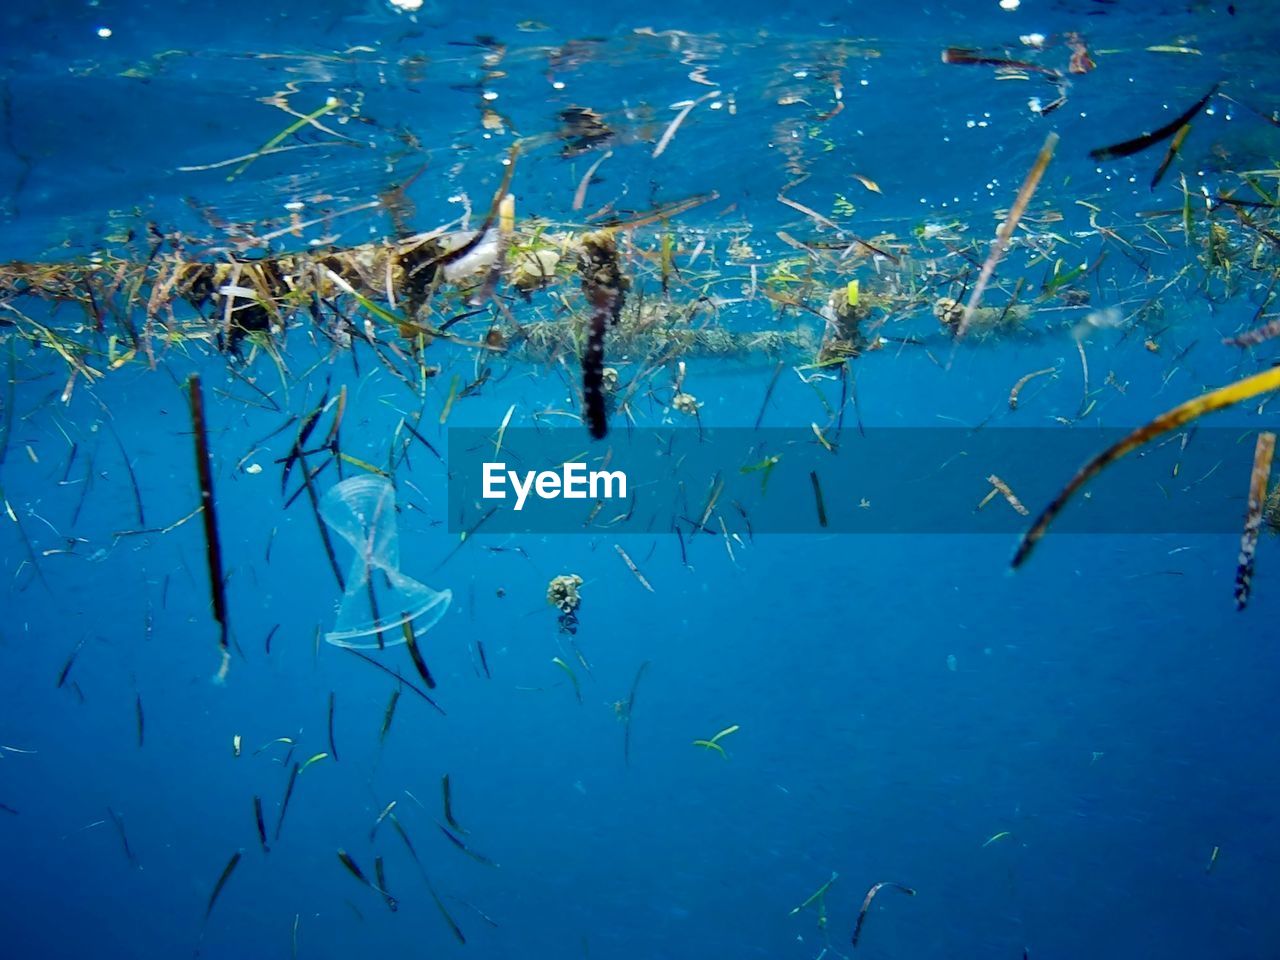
[2,2,1279,959]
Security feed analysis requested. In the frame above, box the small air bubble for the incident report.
[96,26,112,38]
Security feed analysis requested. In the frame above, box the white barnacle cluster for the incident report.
[546,574,584,614]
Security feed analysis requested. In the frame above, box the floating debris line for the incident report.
[2,154,1274,471]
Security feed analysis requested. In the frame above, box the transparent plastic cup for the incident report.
[319,475,451,648]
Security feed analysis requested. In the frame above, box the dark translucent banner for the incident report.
[445,427,1273,535]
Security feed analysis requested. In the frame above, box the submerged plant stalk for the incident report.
[1013,366,1280,567]
[955,132,1058,343]
[188,375,230,674]
[1235,431,1275,610]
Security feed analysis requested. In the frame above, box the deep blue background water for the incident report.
[2,2,1280,959]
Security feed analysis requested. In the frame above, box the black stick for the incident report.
[188,375,229,651]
